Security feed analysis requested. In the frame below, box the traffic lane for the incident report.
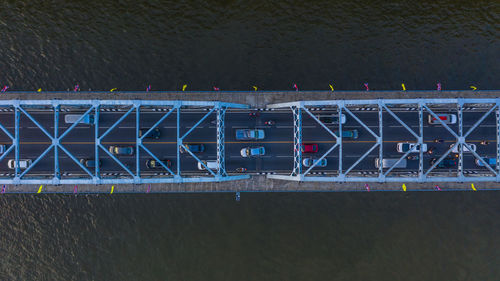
[226,156,258,172]
[257,156,293,172]
[226,140,293,160]
[224,111,292,127]
[224,127,292,142]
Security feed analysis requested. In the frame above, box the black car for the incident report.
[431,158,457,168]
[146,159,171,169]
[79,159,102,168]
[139,128,161,139]
[180,144,205,153]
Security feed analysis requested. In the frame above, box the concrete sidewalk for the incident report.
[1,90,499,108]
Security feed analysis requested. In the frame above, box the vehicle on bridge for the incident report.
[109,146,134,156]
[431,158,457,168]
[317,114,346,125]
[240,147,265,157]
[375,158,407,169]
[428,114,457,125]
[333,129,359,139]
[450,143,477,153]
[180,144,205,153]
[139,128,161,139]
[235,129,265,140]
[7,159,32,170]
[303,158,327,167]
[146,159,172,169]
[396,142,428,153]
[79,159,102,168]
[197,160,219,171]
[301,144,318,153]
[64,114,95,125]
[475,157,497,167]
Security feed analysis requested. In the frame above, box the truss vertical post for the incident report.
[458,102,464,177]
[497,105,500,180]
[176,106,181,177]
[94,104,100,182]
[54,104,60,180]
[135,105,140,180]
[338,105,343,177]
[378,102,383,178]
[14,105,20,179]
[216,105,227,176]
[292,106,303,176]
[418,104,424,180]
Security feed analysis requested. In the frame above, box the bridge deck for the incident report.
[1,90,500,193]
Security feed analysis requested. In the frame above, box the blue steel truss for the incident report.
[0,100,249,185]
[267,98,500,183]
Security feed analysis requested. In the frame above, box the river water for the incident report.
[0,0,499,280]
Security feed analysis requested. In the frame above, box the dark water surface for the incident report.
[0,0,500,280]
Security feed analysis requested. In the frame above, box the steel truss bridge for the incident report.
[0,100,249,185]
[267,98,500,183]
[0,98,499,185]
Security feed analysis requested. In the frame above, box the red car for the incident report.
[301,144,318,153]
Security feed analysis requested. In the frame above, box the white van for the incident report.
[451,143,477,153]
[375,158,407,169]
[197,160,219,171]
[64,114,95,125]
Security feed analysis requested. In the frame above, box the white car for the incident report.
[428,114,457,125]
[7,159,32,170]
[451,143,477,153]
[396,142,428,153]
[197,161,218,171]
[240,147,265,158]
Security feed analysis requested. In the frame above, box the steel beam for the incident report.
[54,105,60,179]
[458,103,464,177]
[291,106,302,176]
[378,103,383,177]
[216,106,227,176]
[497,105,500,178]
